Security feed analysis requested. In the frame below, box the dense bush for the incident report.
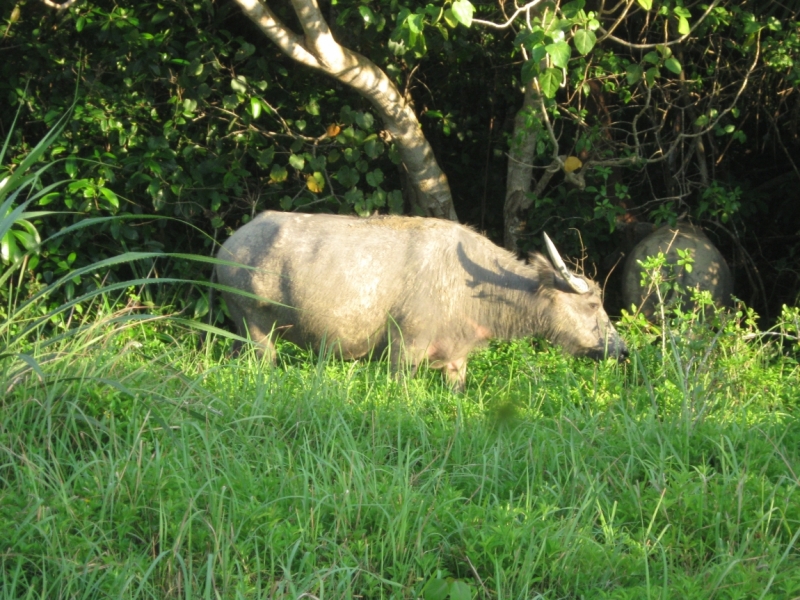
[1,0,799,319]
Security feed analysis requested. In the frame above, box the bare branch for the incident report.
[596,0,637,44]
[39,0,79,9]
[597,0,721,49]
[473,0,547,30]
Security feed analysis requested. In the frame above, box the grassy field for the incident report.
[1,305,799,599]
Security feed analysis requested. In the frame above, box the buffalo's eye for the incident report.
[587,301,600,312]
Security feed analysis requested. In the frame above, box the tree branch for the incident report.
[39,0,79,9]
[597,0,721,49]
[233,0,321,69]
[472,0,547,30]
[231,0,457,220]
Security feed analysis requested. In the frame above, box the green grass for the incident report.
[2,308,799,599]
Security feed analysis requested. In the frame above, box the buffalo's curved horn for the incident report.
[543,232,590,294]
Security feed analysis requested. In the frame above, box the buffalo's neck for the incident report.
[468,276,542,342]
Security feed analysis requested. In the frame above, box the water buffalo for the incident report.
[216,211,627,390]
[622,223,733,318]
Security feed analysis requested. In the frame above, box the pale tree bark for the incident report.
[504,82,539,251]
[233,0,458,221]
[504,81,577,251]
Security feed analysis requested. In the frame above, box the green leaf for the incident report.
[422,579,449,600]
[743,20,762,35]
[516,29,544,50]
[388,189,403,213]
[443,8,458,28]
[235,42,256,62]
[368,188,386,208]
[676,15,690,35]
[194,294,209,319]
[258,147,275,167]
[573,29,596,56]
[451,0,474,27]
[363,138,382,159]
[645,66,659,86]
[223,94,242,109]
[664,57,682,74]
[450,581,473,600]
[99,187,119,209]
[521,59,539,83]
[250,97,261,119]
[269,164,288,183]
[626,64,643,85]
[406,13,424,34]
[366,169,384,187]
[643,51,660,65]
[355,112,375,130]
[1,234,15,263]
[151,10,170,24]
[308,155,326,171]
[358,5,376,26]
[289,154,305,170]
[546,41,571,68]
[231,76,247,94]
[336,166,360,188]
[65,157,78,179]
[539,68,562,98]
[561,0,586,18]
[636,0,653,9]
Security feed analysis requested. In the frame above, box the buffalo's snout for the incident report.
[586,337,628,361]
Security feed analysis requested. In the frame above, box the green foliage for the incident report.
[0,0,412,311]
[2,297,800,598]
[2,0,799,318]
[423,575,474,600]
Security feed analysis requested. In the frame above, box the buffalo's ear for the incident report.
[526,253,555,290]
[552,273,581,294]
[526,252,553,273]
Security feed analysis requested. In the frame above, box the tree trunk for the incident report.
[504,82,539,251]
[233,0,458,221]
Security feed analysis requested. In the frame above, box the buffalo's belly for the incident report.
[275,312,389,359]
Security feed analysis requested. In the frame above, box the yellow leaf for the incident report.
[306,174,324,194]
[326,123,341,137]
[564,156,583,173]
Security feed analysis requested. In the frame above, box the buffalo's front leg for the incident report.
[443,358,467,392]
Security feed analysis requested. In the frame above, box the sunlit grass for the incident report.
[2,308,799,599]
